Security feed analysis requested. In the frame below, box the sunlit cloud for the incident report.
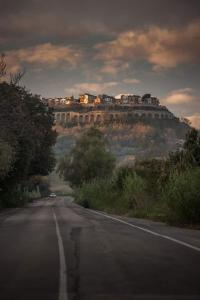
[66,82,118,95]
[100,60,129,75]
[123,78,140,84]
[5,43,83,73]
[161,88,200,120]
[187,113,200,129]
[95,21,200,70]
[162,88,195,105]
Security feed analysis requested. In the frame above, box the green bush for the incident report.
[121,173,147,211]
[73,130,200,225]
[75,178,117,211]
[163,167,200,223]
[0,189,29,208]
[75,171,148,215]
[114,166,136,190]
[75,166,200,224]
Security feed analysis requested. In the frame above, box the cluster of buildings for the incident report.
[42,93,160,107]
[41,92,178,126]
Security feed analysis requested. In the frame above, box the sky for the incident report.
[1,0,200,127]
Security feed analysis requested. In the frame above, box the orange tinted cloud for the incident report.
[162,88,195,105]
[95,21,200,70]
[100,60,129,75]
[123,78,140,84]
[66,82,118,95]
[6,43,83,73]
[188,113,200,129]
[161,88,200,121]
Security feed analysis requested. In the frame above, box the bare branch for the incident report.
[10,68,26,86]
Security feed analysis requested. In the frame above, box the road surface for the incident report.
[0,197,200,300]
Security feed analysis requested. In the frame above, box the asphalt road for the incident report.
[0,197,200,300]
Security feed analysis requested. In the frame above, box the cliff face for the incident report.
[54,118,190,164]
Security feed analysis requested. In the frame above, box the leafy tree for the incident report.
[0,139,15,179]
[0,81,57,204]
[149,128,200,190]
[183,128,200,165]
[57,127,115,186]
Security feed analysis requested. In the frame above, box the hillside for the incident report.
[54,118,190,164]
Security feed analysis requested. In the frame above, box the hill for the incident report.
[54,118,190,164]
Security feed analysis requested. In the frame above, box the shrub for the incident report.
[75,171,148,215]
[121,173,147,211]
[0,188,29,208]
[114,166,135,189]
[75,178,117,211]
[163,167,200,223]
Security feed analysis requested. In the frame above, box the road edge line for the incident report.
[52,208,68,300]
[90,210,200,253]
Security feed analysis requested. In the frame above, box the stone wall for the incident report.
[54,109,174,126]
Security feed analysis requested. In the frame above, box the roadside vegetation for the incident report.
[58,126,200,225]
[0,54,57,207]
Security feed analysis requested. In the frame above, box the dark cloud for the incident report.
[1,0,200,49]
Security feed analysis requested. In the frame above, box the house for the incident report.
[97,94,115,104]
[65,96,74,105]
[142,94,152,104]
[141,94,159,105]
[120,94,142,105]
[151,97,159,106]
[79,93,96,104]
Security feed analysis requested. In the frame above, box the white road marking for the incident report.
[52,209,68,300]
[90,210,200,253]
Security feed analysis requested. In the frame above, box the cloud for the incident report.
[1,0,200,48]
[100,60,129,75]
[187,113,200,129]
[0,12,112,48]
[95,21,200,70]
[162,88,195,105]
[123,78,140,84]
[66,81,118,95]
[161,88,200,120]
[5,43,83,73]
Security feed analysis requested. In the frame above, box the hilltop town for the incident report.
[43,93,160,107]
[42,93,177,126]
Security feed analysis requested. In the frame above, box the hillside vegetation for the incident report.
[54,118,189,163]
[58,127,200,225]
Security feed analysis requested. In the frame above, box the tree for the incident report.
[0,139,15,180]
[167,128,200,172]
[57,127,115,186]
[156,128,200,189]
[183,128,200,165]
[0,81,57,202]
